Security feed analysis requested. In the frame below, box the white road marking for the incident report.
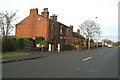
[76,68,80,70]
[89,70,94,72]
[99,52,103,54]
[82,57,92,61]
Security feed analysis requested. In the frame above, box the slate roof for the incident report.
[72,32,85,39]
[38,14,69,27]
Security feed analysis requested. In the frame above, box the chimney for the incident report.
[50,14,57,21]
[70,25,73,32]
[41,8,49,18]
[30,8,38,15]
[77,29,80,34]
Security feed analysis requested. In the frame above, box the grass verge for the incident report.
[0,52,30,58]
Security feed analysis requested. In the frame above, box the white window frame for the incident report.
[51,24,54,32]
[60,37,62,39]
[60,26,63,35]
[67,28,69,35]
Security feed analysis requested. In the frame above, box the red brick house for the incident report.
[16,8,85,47]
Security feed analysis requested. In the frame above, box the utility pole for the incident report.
[88,37,90,50]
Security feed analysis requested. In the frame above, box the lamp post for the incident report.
[94,17,99,48]
[92,17,99,48]
[88,17,98,50]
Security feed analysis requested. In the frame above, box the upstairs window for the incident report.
[51,24,54,33]
[67,38,69,44]
[64,37,66,43]
[67,28,69,35]
[70,38,71,44]
[60,26,63,35]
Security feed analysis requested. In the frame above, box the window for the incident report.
[60,26,63,35]
[60,37,62,39]
[60,37,63,43]
[75,37,77,40]
[67,28,69,35]
[51,24,54,33]
[64,37,66,43]
[70,38,71,44]
[67,38,69,44]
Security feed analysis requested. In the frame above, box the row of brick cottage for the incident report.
[16,8,86,48]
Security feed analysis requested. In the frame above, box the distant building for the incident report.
[16,8,85,47]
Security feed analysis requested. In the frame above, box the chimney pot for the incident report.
[50,14,57,21]
[30,8,38,15]
[41,8,49,18]
[77,29,80,34]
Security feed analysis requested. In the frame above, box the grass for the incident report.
[0,52,30,58]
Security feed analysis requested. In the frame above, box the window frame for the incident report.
[60,26,63,35]
[67,28,69,35]
[51,24,54,33]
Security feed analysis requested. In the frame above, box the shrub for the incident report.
[16,38,33,49]
[36,37,44,44]
[60,43,75,51]
[2,38,17,52]
[35,37,48,51]
[24,39,31,49]
[39,40,48,47]
[90,42,95,48]
[16,38,24,49]
[36,40,48,51]
[85,39,96,48]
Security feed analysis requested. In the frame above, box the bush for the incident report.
[2,38,17,52]
[85,39,96,48]
[16,38,24,49]
[36,37,44,44]
[39,40,48,47]
[16,38,33,49]
[24,39,31,49]
[36,40,48,51]
[90,42,95,48]
[35,37,48,51]
[60,43,75,51]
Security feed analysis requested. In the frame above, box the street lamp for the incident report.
[94,17,99,48]
[88,17,98,50]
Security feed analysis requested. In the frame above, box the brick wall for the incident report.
[16,8,84,47]
[16,8,49,41]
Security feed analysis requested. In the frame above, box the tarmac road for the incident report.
[2,47,118,78]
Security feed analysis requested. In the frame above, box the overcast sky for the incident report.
[0,0,119,42]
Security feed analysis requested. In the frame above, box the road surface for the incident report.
[2,47,118,78]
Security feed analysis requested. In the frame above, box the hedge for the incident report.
[16,38,33,49]
[60,43,75,51]
[36,37,44,44]
[90,42,96,48]
[2,38,17,52]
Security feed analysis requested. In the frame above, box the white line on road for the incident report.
[82,57,92,61]
[76,68,80,70]
[99,52,103,54]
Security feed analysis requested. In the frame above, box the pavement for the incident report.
[2,49,84,63]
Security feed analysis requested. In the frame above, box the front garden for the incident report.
[0,52,30,58]
[2,37,48,57]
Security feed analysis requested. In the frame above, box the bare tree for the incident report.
[79,20,101,50]
[0,11,17,38]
